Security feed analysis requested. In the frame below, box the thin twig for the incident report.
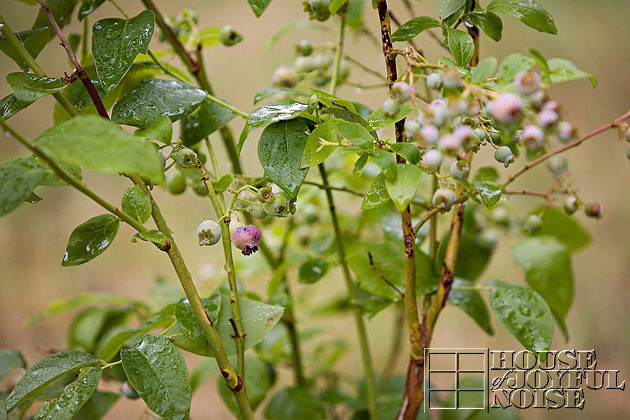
[368,251,404,296]
[36,0,109,119]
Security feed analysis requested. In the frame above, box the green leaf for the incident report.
[361,174,389,209]
[298,258,329,284]
[371,150,397,181]
[385,164,423,211]
[112,79,206,127]
[213,174,234,192]
[121,334,191,419]
[27,0,77,59]
[190,359,218,393]
[391,16,440,42]
[253,87,310,104]
[0,28,47,71]
[448,279,494,335]
[72,391,119,420]
[329,0,347,13]
[62,214,120,266]
[6,351,99,412]
[121,185,151,224]
[309,88,357,112]
[487,0,557,34]
[527,48,550,73]
[181,97,235,146]
[438,0,466,19]
[6,73,65,102]
[92,10,155,92]
[535,207,590,252]
[0,350,26,380]
[33,367,101,420]
[1,94,32,119]
[473,165,499,181]
[264,387,326,420]
[0,396,6,420]
[258,119,310,198]
[247,0,272,17]
[349,241,438,300]
[301,119,373,168]
[471,57,498,84]
[495,53,536,84]
[446,28,475,67]
[78,0,106,20]
[368,105,412,130]
[513,236,573,337]
[68,308,110,352]
[488,280,554,354]
[36,115,165,184]
[238,100,313,154]
[132,230,168,248]
[473,180,502,207]
[0,157,54,217]
[390,143,420,165]
[175,292,222,342]
[135,116,172,144]
[218,355,275,414]
[467,12,503,41]
[545,58,597,87]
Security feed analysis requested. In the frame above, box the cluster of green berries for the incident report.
[163,147,209,196]
[271,39,349,88]
[238,185,296,219]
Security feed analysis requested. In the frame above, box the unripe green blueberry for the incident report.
[426,73,442,90]
[529,90,548,111]
[192,181,209,196]
[547,155,568,178]
[419,124,439,145]
[232,225,262,256]
[404,120,421,139]
[338,59,350,80]
[564,196,579,215]
[514,70,541,95]
[490,207,509,226]
[489,93,523,124]
[304,0,331,21]
[294,56,314,73]
[520,125,545,152]
[312,74,330,87]
[558,121,577,143]
[218,25,243,47]
[264,193,291,217]
[432,188,456,212]
[473,128,489,143]
[391,82,412,103]
[494,146,514,167]
[121,381,140,400]
[271,65,297,87]
[478,229,498,250]
[383,98,401,117]
[175,148,198,168]
[450,159,470,179]
[524,214,542,233]
[584,201,604,219]
[453,126,476,151]
[295,39,313,56]
[442,68,461,89]
[421,149,442,171]
[311,53,332,69]
[438,133,462,155]
[165,172,187,195]
[428,99,447,127]
[302,203,319,223]
[489,131,502,145]
[196,219,221,246]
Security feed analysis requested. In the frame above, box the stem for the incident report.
[81,17,89,60]
[429,176,439,257]
[36,0,109,119]
[133,178,254,420]
[330,16,346,96]
[0,118,147,234]
[0,13,79,117]
[503,110,630,187]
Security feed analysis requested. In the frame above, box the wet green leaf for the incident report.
[33,367,101,420]
[301,119,372,168]
[438,0,466,19]
[487,0,557,34]
[545,58,596,87]
[264,387,326,420]
[247,0,272,17]
[362,174,390,209]
[62,214,119,266]
[68,308,110,352]
[132,230,168,248]
[466,12,503,42]
[218,355,275,414]
[495,53,536,84]
[135,116,173,144]
[0,350,26,381]
[6,73,65,102]
[0,94,32,120]
[535,207,590,252]
[389,142,420,165]
[473,180,502,207]
[368,105,412,130]
[385,164,423,211]
[181,97,235,146]
[448,279,494,335]
[78,0,107,20]
[0,157,56,217]
[122,185,151,224]
[446,27,475,67]
[72,391,119,420]
[298,258,329,284]
[97,315,174,362]
[391,16,440,42]
[471,57,499,84]
[175,292,222,343]
[0,28,47,71]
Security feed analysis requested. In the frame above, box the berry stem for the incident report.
[0,13,80,117]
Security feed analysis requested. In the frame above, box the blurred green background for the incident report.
[1,0,628,418]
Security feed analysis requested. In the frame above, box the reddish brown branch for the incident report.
[36,0,109,119]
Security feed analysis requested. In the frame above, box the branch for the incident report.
[36,0,109,119]
[368,251,403,296]
[503,110,630,187]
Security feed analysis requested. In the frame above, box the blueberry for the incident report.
[426,73,442,90]
[494,146,514,167]
[520,125,545,152]
[524,214,542,233]
[192,181,209,196]
[489,93,523,124]
[294,56,314,73]
[584,202,604,219]
[419,124,439,144]
[196,220,222,246]
[453,126,476,151]
[514,70,541,95]
[428,99,447,127]
[218,25,243,46]
[558,121,576,143]
[478,229,498,250]
[232,225,262,255]
[165,172,187,195]
[264,192,291,217]
[175,148,198,168]
[432,188,456,212]
[547,155,568,178]
[538,110,559,127]
[450,159,470,179]
[271,65,297,87]
[121,381,140,399]
[564,196,579,215]
[296,39,313,56]
[421,149,442,171]
[438,134,462,155]
[304,0,331,21]
[404,120,421,139]
[391,82,412,103]
[442,68,461,89]
[473,128,489,143]
[383,98,401,117]
[490,207,509,226]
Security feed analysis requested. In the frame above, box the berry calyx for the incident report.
[218,25,243,46]
[232,225,262,256]
[450,159,470,180]
[175,148,198,168]
[196,220,222,246]
[514,70,541,95]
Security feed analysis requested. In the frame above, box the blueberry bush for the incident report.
[0,0,628,419]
